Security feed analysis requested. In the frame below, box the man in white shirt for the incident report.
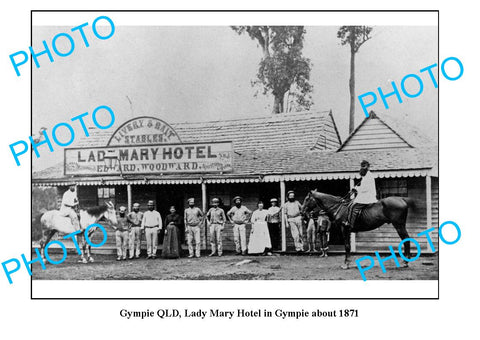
[141,200,162,259]
[282,191,304,252]
[59,183,79,230]
[227,196,252,255]
[206,198,226,257]
[346,160,377,229]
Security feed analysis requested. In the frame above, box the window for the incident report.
[98,187,116,206]
[377,179,408,198]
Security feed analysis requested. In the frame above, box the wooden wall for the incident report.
[355,177,439,254]
[341,117,410,151]
[312,118,342,151]
[432,177,439,227]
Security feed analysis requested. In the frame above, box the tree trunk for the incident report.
[263,27,270,58]
[349,45,356,134]
[273,92,284,113]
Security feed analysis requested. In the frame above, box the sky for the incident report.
[32,25,438,170]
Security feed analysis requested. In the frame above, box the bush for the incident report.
[32,186,59,241]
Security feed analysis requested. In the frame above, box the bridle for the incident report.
[304,191,350,222]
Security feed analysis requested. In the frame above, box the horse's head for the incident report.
[103,201,118,226]
[301,190,319,216]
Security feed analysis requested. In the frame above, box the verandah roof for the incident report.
[32,147,437,186]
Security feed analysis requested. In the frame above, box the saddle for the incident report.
[43,210,79,235]
[55,210,74,222]
[345,201,376,231]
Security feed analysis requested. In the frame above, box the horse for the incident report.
[301,190,415,269]
[39,202,118,264]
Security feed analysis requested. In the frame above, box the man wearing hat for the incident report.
[282,190,304,252]
[184,198,204,258]
[127,202,143,259]
[206,198,226,257]
[59,183,80,230]
[141,200,162,259]
[227,196,252,255]
[345,160,377,229]
[113,206,130,261]
[266,198,281,250]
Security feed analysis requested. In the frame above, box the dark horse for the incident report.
[301,190,415,268]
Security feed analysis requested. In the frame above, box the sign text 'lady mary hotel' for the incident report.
[64,116,233,176]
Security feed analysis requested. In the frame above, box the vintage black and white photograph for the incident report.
[31,13,438,287]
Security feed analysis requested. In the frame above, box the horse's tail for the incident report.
[39,211,49,228]
[34,212,48,242]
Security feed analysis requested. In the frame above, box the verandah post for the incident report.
[349,178,356,252]
[201,181,207,250]
[280,179,286,252]
[426,175,432,227]
[127,183,132,213]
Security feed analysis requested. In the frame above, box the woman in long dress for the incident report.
[248,201,272,255]
[162,206,182,259]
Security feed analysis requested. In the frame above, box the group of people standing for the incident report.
[113,201,160,260]
[112,190,331,260]
[59,160,376,261]
[283,190,331,254]
[224,196,282,256]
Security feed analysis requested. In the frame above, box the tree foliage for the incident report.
[337,26,373,53]
[231,26,313,113]
[32,186,60,240]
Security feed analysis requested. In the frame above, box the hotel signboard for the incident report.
[65,142,233,176]
[65,116,233,175]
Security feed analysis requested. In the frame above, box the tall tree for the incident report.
[231,26,313,113]
[337,26,373,134]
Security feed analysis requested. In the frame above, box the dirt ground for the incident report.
[32,251,438,280]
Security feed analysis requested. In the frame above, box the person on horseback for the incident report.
[344,160,377,230]
[59,183,80,230]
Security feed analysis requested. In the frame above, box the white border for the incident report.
[33,279,438,299]
[32,11,438,26]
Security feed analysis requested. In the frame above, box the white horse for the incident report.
[39,202,118,263]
